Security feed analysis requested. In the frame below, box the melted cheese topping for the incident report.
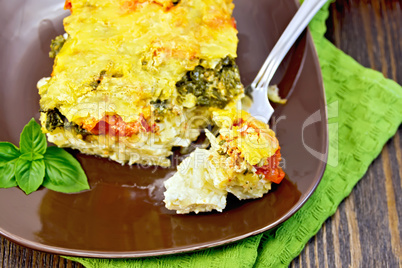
[39,0,238,124]
[212,109,279,165]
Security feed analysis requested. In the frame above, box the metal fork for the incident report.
[247,0,328,123]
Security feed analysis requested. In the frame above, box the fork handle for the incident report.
[252,0,328,89]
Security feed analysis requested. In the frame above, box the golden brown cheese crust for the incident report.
[39,0,238,124]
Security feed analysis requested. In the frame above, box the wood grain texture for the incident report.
[1,0,401,267]
[292,0,402,267]
[0,237,83,268]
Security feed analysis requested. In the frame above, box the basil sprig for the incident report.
[0,118,89,194]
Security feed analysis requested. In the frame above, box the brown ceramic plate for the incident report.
[0,0,327,258]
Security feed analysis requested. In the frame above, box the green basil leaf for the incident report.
[20,152,44,161]
[15,158,45,194]
[43,147,89,193]
[0,142,21,164]
[0,142,20,188]
[0,159,18,188]
[20,118,47,155]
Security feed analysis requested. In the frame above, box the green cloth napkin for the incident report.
[65,2,402,267]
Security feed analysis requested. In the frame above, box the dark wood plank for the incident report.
[0,238,83,268]
[292,0,402,267]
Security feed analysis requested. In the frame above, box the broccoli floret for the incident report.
[49,34,67,58]
[176,56,243,109]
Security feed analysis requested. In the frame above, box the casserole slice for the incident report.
[38,0,243,166]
